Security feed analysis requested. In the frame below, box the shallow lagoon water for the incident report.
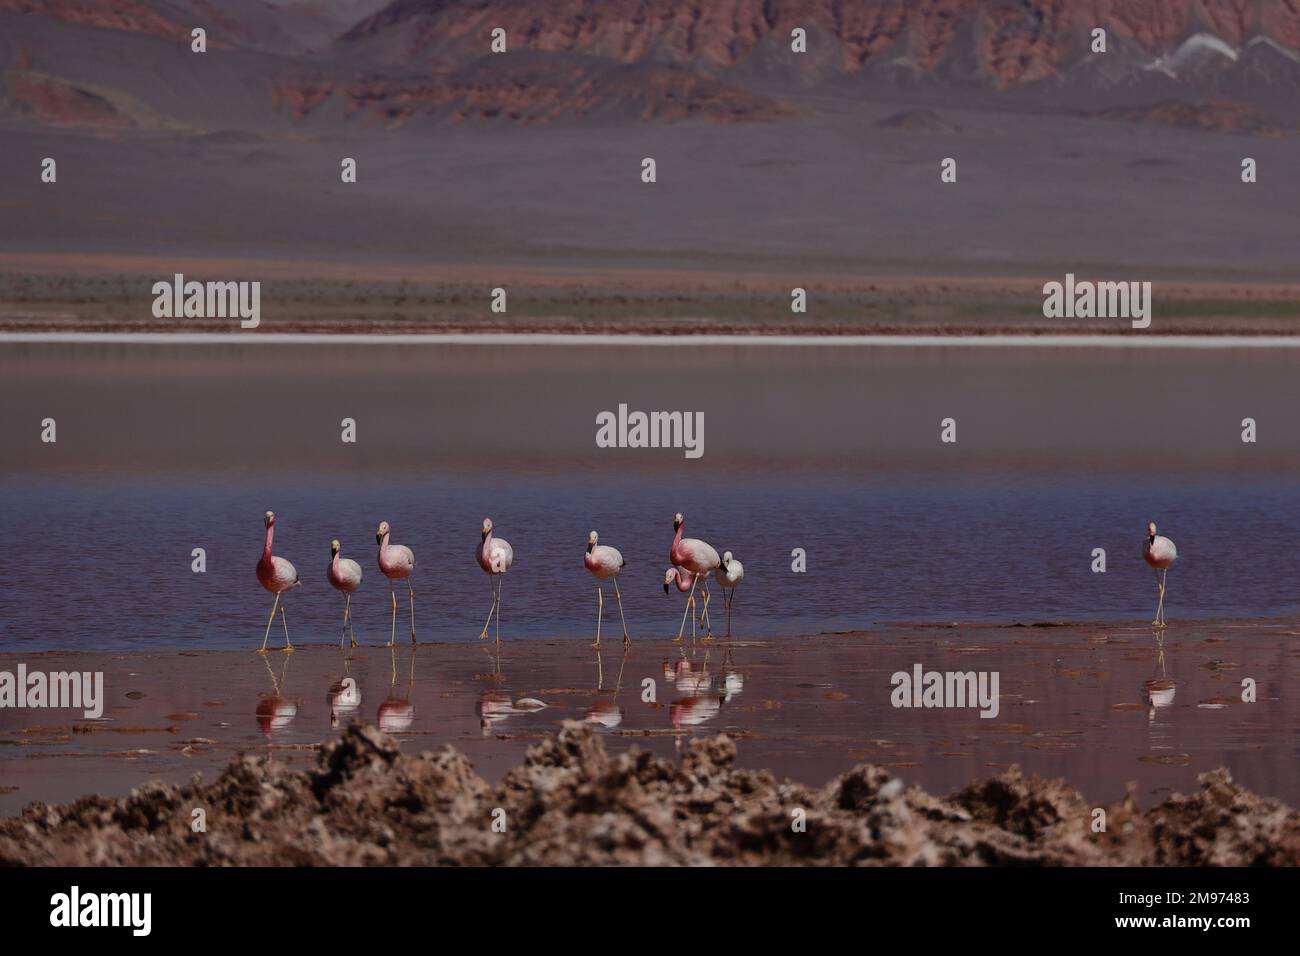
[2,340,1298,817]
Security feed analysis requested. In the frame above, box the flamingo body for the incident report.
[670,515,720,575]
[585,543,625,579]
[377,523,415,580]
[257,513,299,594]
[257,555,299,594]
[478,519,513,575]
[714,553,744,591]
[328,551,363,593]
[1143,534,1177,569]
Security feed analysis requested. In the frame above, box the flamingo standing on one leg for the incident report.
[376,521,416,646]
[714,551,744,638]
[477,518,513,646]
[669,513,720,643]
[327,539,363,649]
[1143,521,1178,628]
[256,511,300,654]
[585,530,630,649]
[663,566,706,647]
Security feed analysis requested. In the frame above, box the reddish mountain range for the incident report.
[2,0,1299,128]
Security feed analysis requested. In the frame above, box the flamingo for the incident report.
[585,530,630,649]
[1142,521,1178,627]
[663,567,707,646]
[713,551,744,638]
[327,539,363,649]
[669,513,720,643]
[256,511,300,654]
[477,517,513,645]
[376,521,416,646]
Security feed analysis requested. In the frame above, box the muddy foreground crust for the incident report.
[2,722,1296,866]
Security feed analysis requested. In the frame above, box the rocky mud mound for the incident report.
[2,722,1296,866]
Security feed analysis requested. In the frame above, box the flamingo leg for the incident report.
[1157,568,1169,627]
[279,605,293,653]
[479,579,495,639]
[259,592,282,654]
[494,577,502,648]
[407,579,416,643]
[593,585,603,649]
[724,588,735,639]
[347,593,358,649]
[613,577,631,647]
[701,584,715,643]
[339,595,348,649]
[388,585,398,647]
[1152,569,1165,627]
[675,575,699,644]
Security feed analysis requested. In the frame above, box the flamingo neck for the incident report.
[378,533,389,556]
[263,525,274,560]
[671,524,683,560]
[481,529,493,560]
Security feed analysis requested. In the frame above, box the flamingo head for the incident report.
[587,530,598,553]
[481,518,493,541]
[663,567,675,594]
[376,521,390,545]
[722,551,733,568]
[264,511,275,529]
[330,539,340,557]
[673,512,684,531]
[1147,521,1157,543]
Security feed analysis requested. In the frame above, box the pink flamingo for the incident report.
[669,513,720,643]
[376,521,416,646]
[663,566,708,647]
[256,511,300,654]
[477,517,513,645]
[585,530,630,649]
[327,539,363,649]
[1142,521,1178,627]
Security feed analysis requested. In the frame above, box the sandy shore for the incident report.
[3,259,1300,335]
[1,621,1295,863]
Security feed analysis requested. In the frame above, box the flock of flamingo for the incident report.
[256,510,745,653]
[259,510,1178,652]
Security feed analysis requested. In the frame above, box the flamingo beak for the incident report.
[663,582,670,594]
[586,542,594,554]
[375,531,383,544]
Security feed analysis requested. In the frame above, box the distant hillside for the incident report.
[2,0,1300,130]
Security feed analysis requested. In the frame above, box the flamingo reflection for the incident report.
[256,652,298,737]
[378,644,416,733]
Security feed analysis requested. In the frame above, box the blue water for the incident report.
[4,471,1297,652]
